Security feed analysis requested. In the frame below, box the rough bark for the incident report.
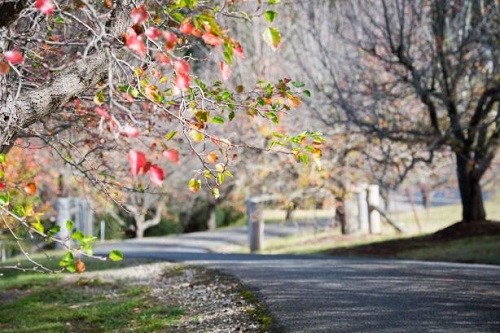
[0,0,132,151]
[0,0,28,28]
[456,153,487,223]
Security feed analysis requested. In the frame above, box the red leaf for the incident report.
[24,183,37,196]
[4,51,23,64]
[124,29,146,58]
[121,125,140,138]
[94,106,110,119]
[36,0,55,15]
[179,22,194,35]
[162,31,178,51]
[145,27,161,40]
[131,5,149,25]
[192,28,203,37]
[232,41,245,58]
[0,182,6,190]
[156,52,171,64]
[173,59,190,74]
[174,73,190,91]
[127,150,148,176]
[202,32,221,46]
[163,149,180,164]
[149,165,165,186]
[219,61,231,81]
[0,62,9,75]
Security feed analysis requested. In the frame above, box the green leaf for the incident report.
[299,153,309,165]
[12,205,25,217]
[0,153,6,165]
[212,188,220,199]
[165,131,178,141]
[47,225,61,236]
[59,251,74,267]
[228,111,235,121]
[224,170,234,178]
[268,0,281,4]
[211,116,225,124]
[118,85,129,92]
[94,90,106,105]
[66,220,73,232]
[82,235,97,246]
[84,244,93,256]
[66,263,76,273]
[54,16,65,24]
[217,173,225,185]
[265,111,279,124]
[303,90,311,97]
[188,178,202,192]
[109,250,124,261]
[71,231,84,241]
[264,10,277,23]
[262,27,281,51]
[171,12,184,23]
[130,88,140,98]
[32,222,44,234]
[0,194,9,206]
[292,81,305,88]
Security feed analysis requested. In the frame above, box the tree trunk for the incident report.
[135,215,146,238]
[456,153,486,223]
[207,203,217,231]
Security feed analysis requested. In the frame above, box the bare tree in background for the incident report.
[287,0,499,223]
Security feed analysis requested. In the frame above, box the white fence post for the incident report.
[357,183,370,233]
[0,242,5,263]
[246,198,264,253]
[56,198,73,249]
[100,220,106,243]
[343,196,359,234]
[368,185,381,234]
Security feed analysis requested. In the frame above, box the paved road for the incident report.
[95,230,500,332]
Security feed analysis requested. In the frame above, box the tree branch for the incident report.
[0,0,132,151]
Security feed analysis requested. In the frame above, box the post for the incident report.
[368,185,381,234]
[343,197,358,234]
[357,183,369,233]
[100,220,105,243]
[56,198,73,249]
[246,198,264,253]
[76,199,93,236]
[0,241,5,263]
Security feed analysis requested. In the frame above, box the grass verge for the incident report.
[238,289,274,333]
[0,257,183,333]
[260,198,500,266]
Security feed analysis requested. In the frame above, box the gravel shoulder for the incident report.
[66,260,270,332]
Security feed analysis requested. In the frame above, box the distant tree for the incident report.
[289,0,499,223]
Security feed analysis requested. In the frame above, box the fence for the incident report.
[246,184,406,252]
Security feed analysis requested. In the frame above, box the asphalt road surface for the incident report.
[95,231,500,332]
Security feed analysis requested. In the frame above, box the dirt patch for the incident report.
[0,289,30,306]
[325,221,500,258]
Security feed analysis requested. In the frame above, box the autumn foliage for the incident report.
[0,0,320,271]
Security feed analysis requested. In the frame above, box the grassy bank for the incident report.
[260,197,500,265]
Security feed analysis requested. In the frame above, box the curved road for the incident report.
[95,231,500,332]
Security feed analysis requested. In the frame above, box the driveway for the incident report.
[95,229,500,332]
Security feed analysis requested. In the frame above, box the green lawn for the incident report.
[259,196,500,265]
[0,257,183,333]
